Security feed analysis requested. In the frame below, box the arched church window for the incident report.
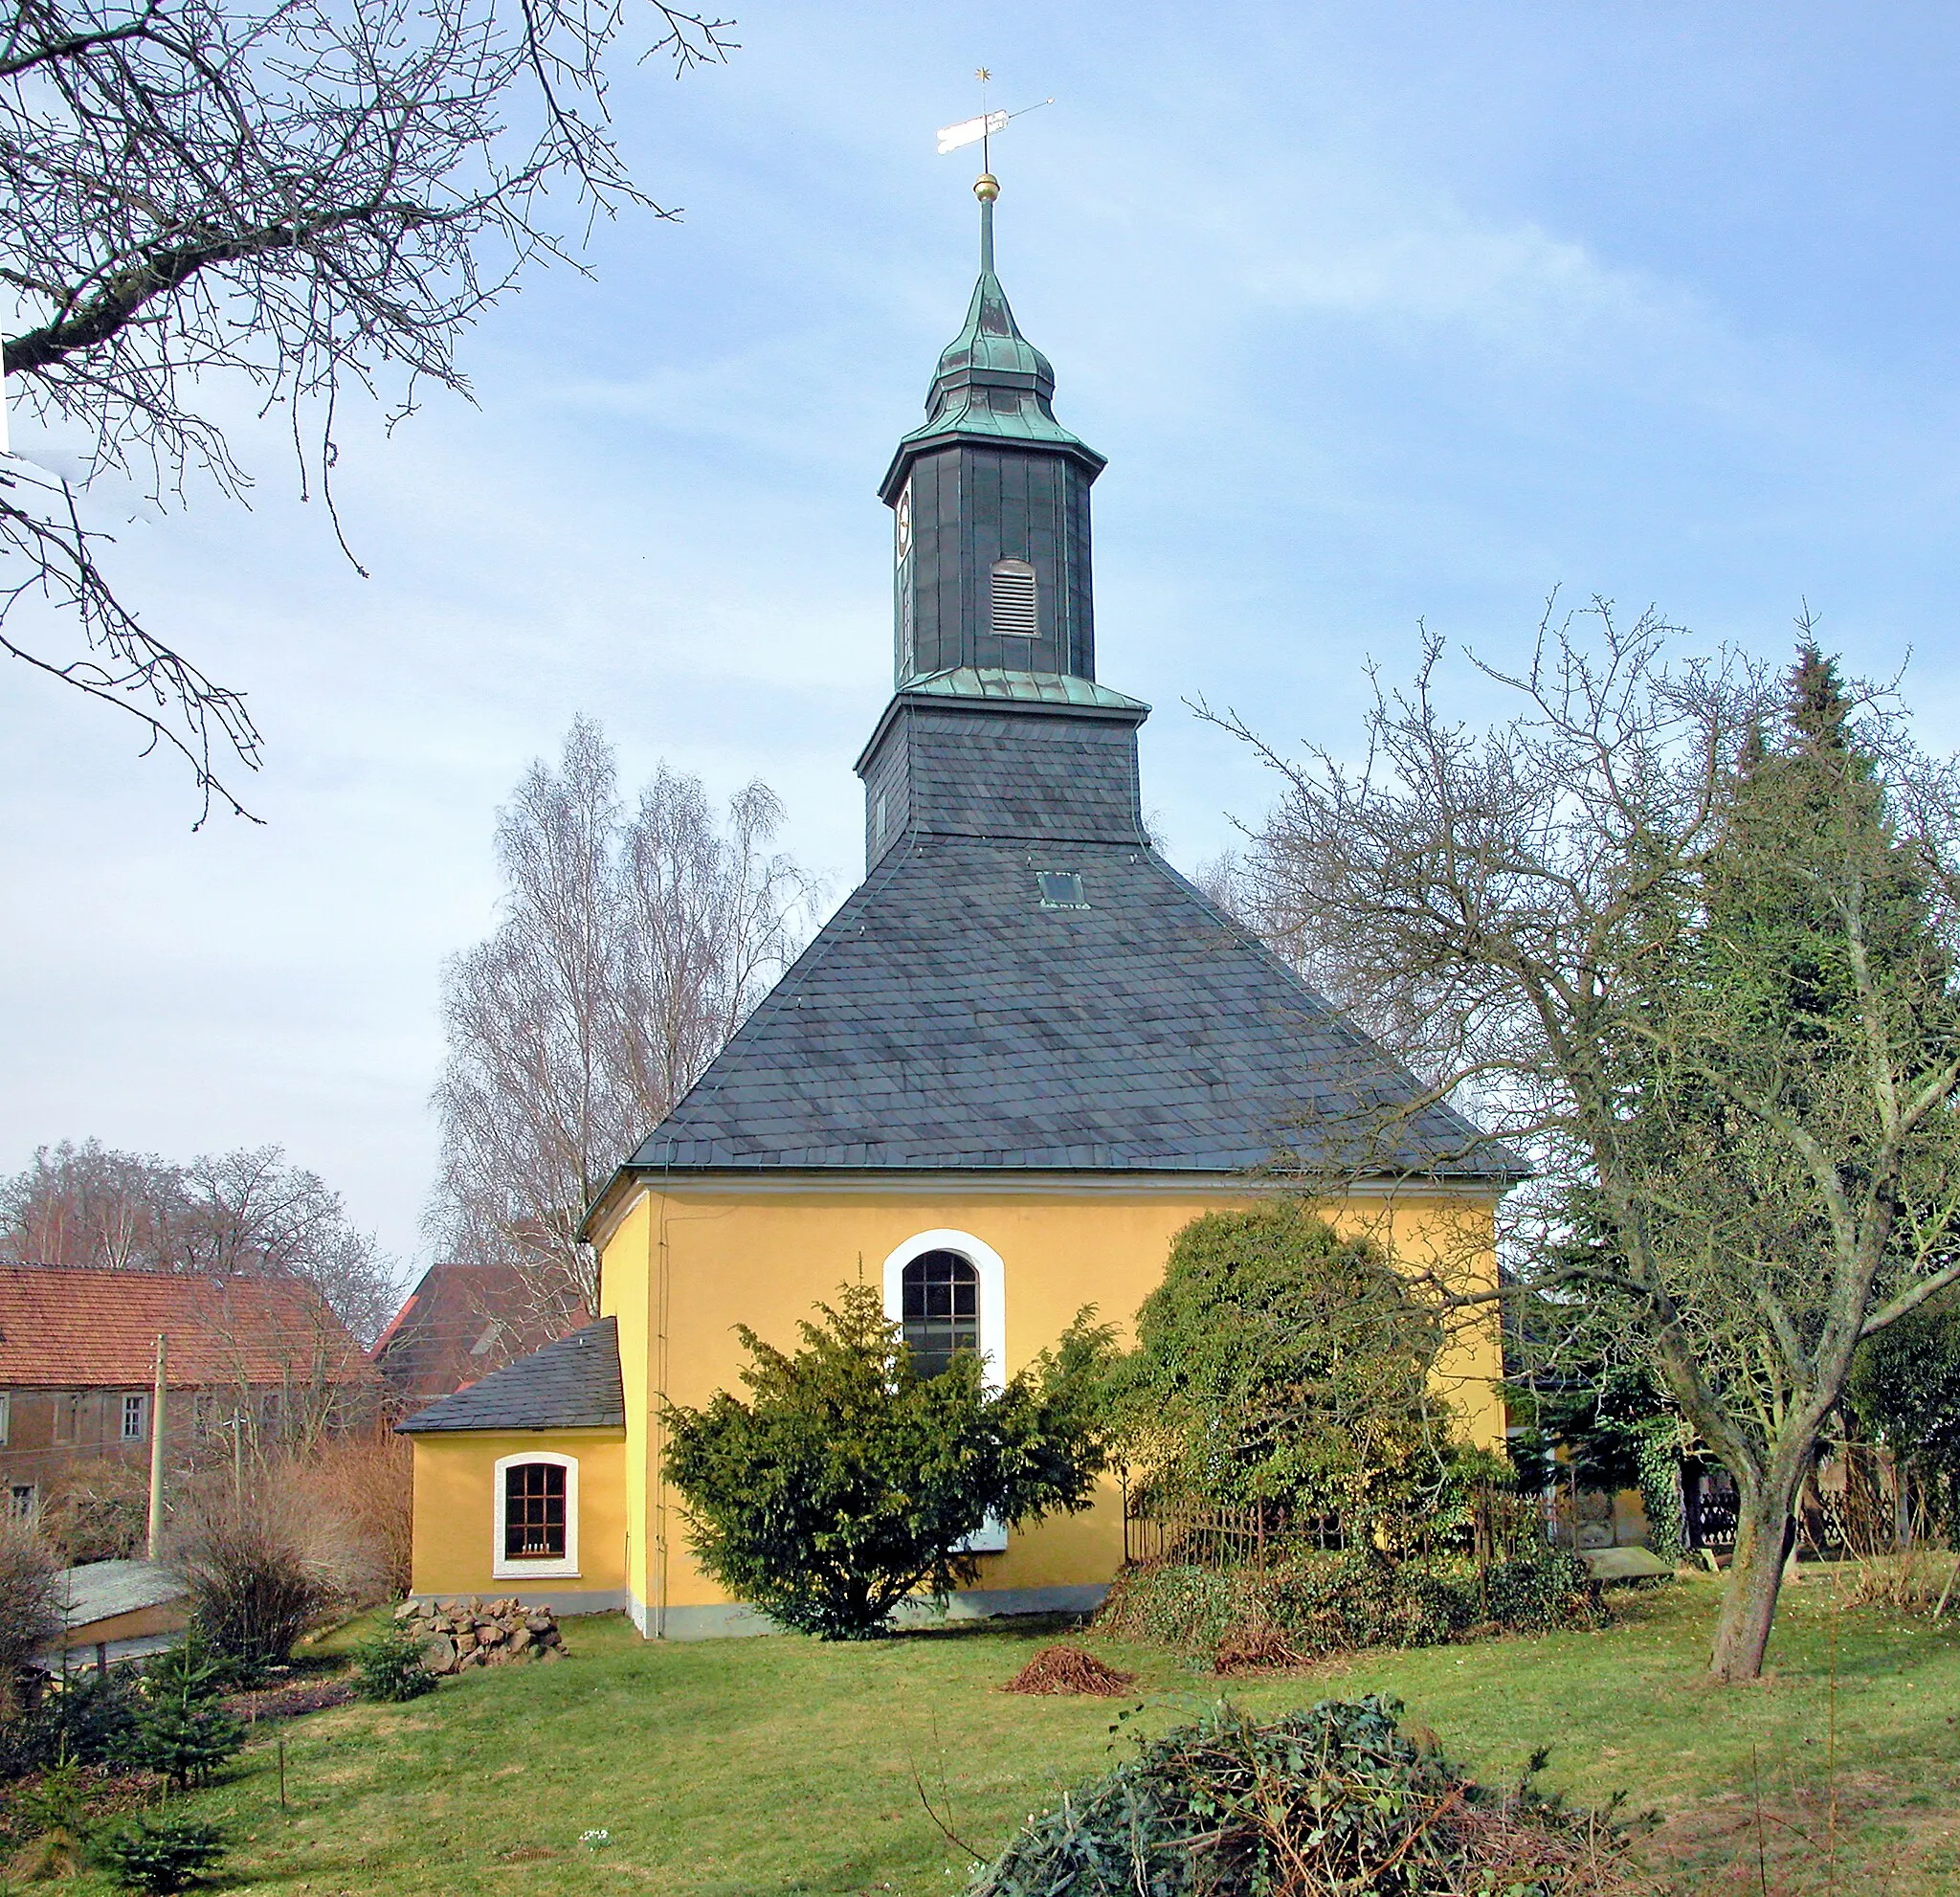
[901,1249,980,1378]
[990,559,1037,639]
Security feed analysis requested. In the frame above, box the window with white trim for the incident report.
[492,1451,580,1580]
[0,1393,10,1447]
[7,1484,35,1523]
[989,559,1036,638]
[122,1393,148,1441]
[882,1231,1009,1553]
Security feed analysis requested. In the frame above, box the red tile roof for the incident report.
[371,1261,588,1405]
[0,1263,376,1389]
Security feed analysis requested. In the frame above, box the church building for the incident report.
[402,179,1512,1636]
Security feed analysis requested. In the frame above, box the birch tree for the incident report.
[1217,606,1960,1682]
[429,717,810,1310]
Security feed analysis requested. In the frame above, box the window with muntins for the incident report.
[902,1251,980,1379]
[990,559,1036,638]
[504,1462,568,1560]
[122,1393,147,1441]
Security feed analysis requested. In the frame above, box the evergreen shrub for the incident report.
[97,1812,227,1893]
[353,1620,438,1701]
[120,1642,244,1793]
[968,1695,1640,1895]
[664,1283,1113,1639]
[1483,1551,1605,1634]
[0,1663,144,1778]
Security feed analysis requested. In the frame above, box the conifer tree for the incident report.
[1227,608,1960,1680]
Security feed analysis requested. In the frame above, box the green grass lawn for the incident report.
[44,1573,1960,1895]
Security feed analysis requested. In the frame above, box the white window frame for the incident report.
[122,1393,149,1442]
[492,1450,580,1581]
[0,1392,11,1447]
[883,1230,1008,1553]
[8,1484,35,1523]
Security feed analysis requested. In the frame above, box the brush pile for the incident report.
[969,1695,1651,1896]
[1001,1646,1136,1697]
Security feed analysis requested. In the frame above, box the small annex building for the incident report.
[403,184,1514,1635]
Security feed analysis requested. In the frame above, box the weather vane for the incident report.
[936,67,1052,203]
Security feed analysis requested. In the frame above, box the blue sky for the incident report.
[5,2,1959,1272]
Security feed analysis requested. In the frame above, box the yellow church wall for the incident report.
[409,1428,629,1609]
[595,1179,1503,1635]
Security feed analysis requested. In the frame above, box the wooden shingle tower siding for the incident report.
[403,182,1514,1635]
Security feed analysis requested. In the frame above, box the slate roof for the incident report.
[395,1317,624,1434]
[0,1263,375,1389]
[619,838,1514,1179]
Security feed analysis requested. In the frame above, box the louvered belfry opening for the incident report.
[901,1250,980,1378]
[990,559,1037,639]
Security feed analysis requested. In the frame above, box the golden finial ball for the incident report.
[974,172,1000,202]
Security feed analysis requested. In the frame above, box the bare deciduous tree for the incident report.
[429,716,811,1309]
[2,0,732,819]
[1,1136,402,1343]
[1213,603,1960,1683]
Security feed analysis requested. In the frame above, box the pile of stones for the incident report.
[394,1596,568,1675]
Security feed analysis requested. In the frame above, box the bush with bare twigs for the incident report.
[39,1460,148,1566]
[172,1468,386,1680]
[0,1516,60,1716]
[282,1437,413,1600]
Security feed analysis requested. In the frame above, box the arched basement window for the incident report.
[901,1249,980,1379]
[989,559,1037,639]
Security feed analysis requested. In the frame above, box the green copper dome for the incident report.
[879,201,1104,502]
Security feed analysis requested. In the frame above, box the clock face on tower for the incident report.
[895,484,913,563]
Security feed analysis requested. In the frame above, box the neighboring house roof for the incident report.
[614,839,1518,1180]
[53,1558,188,1632]
[371,1261,588,1406]
[395,1318,623,1435]
[0,1262,375,1389]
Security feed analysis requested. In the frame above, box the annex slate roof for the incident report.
[621,837,1513,1179]
[0,1263,374,1389]
[395,1317,624,1435]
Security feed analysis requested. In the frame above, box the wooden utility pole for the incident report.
[145,1333,167,1562]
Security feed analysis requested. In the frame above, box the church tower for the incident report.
[857,181,1149,875]
[880,183,1104,687]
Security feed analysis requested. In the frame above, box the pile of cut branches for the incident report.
[969,1695,1650,1895]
